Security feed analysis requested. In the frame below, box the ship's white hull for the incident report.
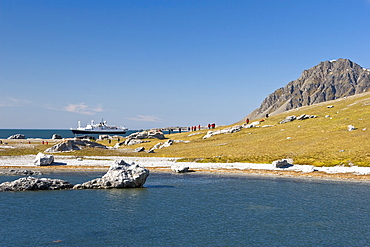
[70,129,127,135]
[70,120,127,135]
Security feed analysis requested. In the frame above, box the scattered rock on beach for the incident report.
[122,138,151,146]
[160,139,174,148]
[45,140,107,153]
[348,125,356,131]
[34,152,54,166]
[73,160,149,189]
[272,159,293,168]
[135,147,145,152]
[98,135,111,140]
[0,169,43,176]
[0,177,74,191]
[203,125,243,139]
[7,134,26,139]
[171,164,190,173]
[279,114,317,124]
[52,134,63,139]
[74,135,96,141]
[244,121,261,128]
[148,142,163,153]
[279,116,297,124]
[127,130,166,140]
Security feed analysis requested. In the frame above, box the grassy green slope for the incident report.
[131,92,370,166]
[2,93,370,167]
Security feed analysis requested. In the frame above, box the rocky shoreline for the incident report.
[0,160,149,191]
[1,155,370,182]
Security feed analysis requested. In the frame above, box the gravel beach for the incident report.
[1,155,370,182]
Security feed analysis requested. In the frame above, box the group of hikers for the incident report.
[187,123,216,132]
[245,114,269,124]
[165,123,217,134]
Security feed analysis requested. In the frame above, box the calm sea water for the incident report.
[0,172,369,246]
[0,129,140,139]
[0,129,182,139]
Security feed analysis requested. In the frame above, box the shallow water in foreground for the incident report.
[0,172,369,246]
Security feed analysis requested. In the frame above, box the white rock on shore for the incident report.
[1,155,370,176]
[34,152,54,166]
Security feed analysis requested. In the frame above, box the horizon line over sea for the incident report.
[0,128,184,139]
[0,129,138,139]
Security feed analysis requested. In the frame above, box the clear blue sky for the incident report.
[1,0,370,129]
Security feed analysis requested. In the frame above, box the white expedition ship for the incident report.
[70,120,128,134]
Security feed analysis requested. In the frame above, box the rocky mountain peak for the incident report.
[246,58,370,120]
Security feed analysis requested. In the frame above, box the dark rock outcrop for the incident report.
[247,59,370,120]
[52,134,63,139]
[272,159,293,168]
[0,169,43,176]
[0,177,74,191]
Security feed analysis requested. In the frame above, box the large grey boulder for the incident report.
[73,160,149,189]
[123,138,151,146]
[7,134,25,139]
[45,140,78,152]
[45,140,107,153]
[279,116,297,124]
[127,130,166,140]
[0,177,74,191]
[34,152,54,166]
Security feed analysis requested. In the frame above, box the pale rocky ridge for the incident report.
[246,59,370,120]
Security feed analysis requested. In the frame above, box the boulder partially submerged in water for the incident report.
[0,169,43,176]
[73,160,149,189]
[0,177,74,191]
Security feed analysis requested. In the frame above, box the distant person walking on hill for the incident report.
[246,118,249,124]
